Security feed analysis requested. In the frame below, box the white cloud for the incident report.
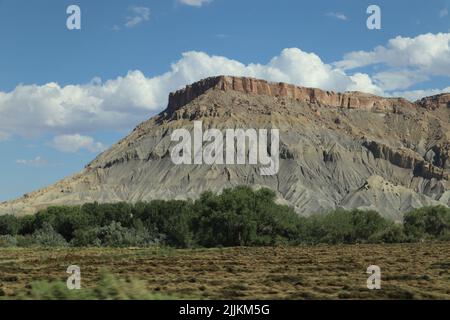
[179,0,211,7]
[0,37,449,141]
[335,33,450,77]
[0,48,383,139]
[0,72,163,138]
[440,8,448,18]
[391,87,450,102]
[373,70,429,91]
[326,12,348,21]
[247,49,345,91]
[347,73,383,95]
[125,6,150,28]
[334,32,450,94]
[52,134,106,153]
[16,156,48,167]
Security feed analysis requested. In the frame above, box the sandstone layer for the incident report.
[168,76,415,114]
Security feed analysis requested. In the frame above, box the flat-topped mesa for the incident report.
[166,76,416,114]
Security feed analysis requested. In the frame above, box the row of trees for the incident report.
[0,186,449,248]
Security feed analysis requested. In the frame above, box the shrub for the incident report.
[71,228,102,247]
[0,235,18,247]
[34,206,90,241]
[18,215,37,235]
[0,215,19,235]
[93,203,134,227]
[72,222,159,247]
[306,209,390,244]
[136,200,194,248]
[9,272,177,300]
[403,206,450,240]
[368,223,406,243]
[30,223,68,247]
[14,235,38,247]
[0,187,448,248]
[192,186,303,247]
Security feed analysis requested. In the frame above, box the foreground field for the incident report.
[0,243,449,299]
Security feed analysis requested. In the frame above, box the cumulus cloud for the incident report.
[326,12,348,21]
[1,37,449,142]
[125,6,150,28]
[440,8,448,18]
[373,70,429,91]
[335,32,450,94]
[0,71,164,138]
[335,33,450,76]
[179,0,212,7]
[347,73,383,95]
[251,48,354,92]
[0,48,383,139]
[16,156,48,167]
[52,134,107,153]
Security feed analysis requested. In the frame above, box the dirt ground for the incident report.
[0,243,449,299]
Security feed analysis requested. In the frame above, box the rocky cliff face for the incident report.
[167,76,415,114]
[1,76,449,220]
[417,93,450,110]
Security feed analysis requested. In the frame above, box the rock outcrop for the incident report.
[417,93,450,110]
[1,76,449,220]
[168,76,415,115]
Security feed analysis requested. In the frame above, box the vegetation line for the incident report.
[0,186,449,248]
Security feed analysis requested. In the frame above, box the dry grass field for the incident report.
[0,243,449,299]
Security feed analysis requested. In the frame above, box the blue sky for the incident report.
[0,0,449,201]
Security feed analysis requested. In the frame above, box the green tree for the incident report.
[137,200,194,248]
[305,209,389,244]
[0,215,19,235]
[404,206,450,240]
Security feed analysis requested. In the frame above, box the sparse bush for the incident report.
[30,223,68,247]
[9,272,177,300]
[15,235,35,247]
[72,222,159,247]
[0,234,17,247]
